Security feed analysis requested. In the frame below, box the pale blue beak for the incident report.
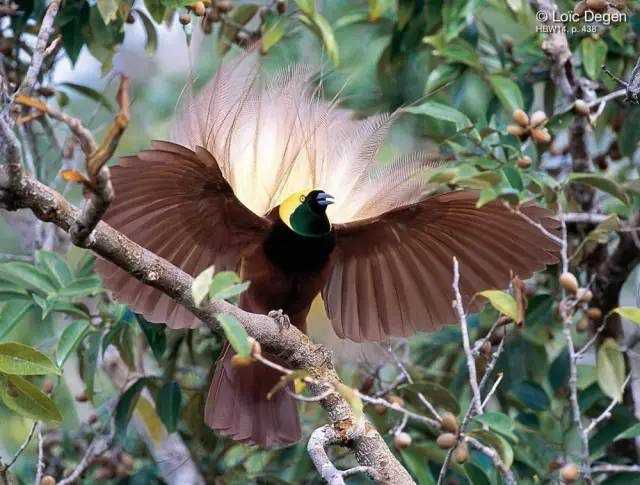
[316,192,335,206]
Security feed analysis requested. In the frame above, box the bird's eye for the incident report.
[299,195,306,203]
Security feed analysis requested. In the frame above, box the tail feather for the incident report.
[205,345,300,448]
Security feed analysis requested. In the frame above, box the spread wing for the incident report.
[323,191,560,342]
[96,141,271,329]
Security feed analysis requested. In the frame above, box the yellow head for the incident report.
[278,189,335,237]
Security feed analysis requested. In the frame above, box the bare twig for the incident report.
[464,436,517,485]
[585,374,631,435]
[0,422,37,473]
[16,0,61,96]
[308,425,382,485]
[452,257,483,415]
[563,212,610,225]
[57,430,114,485]
[591,463,640,474]
[34,424,44,485]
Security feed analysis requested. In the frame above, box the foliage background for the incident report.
[1,0,640,483]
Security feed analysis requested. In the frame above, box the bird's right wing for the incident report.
[96,141,271,329]
[323,191,560,342]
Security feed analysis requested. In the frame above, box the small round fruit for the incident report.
[179,13,191,25]
[217,0,233,12]
[387,394,404,407]
[230,354,253,367]
[276,0,287,14]
[574,99,590,116]
[120,452,135,470]
[440,412,459,434]
[516,156,532,169]
[577,288,593,303]
[576,318,589,332]
[480,340,493,358]
[436,432,457,449]
[559,272,579,294]
[373,403,387,415]
[507,124,526,137]
[250,338,262,357]
[453,442,469,463]
[531,127,551,144]
[529,110,548,127]
[560,463,580,482]
[192,1,206,16]
[587,307,602,320]
[586,0,608,12]
[42,378,54,394]
[512,109,530,127]
[75,391,88,402]
[41,476,56,485]
[394,432,412,449]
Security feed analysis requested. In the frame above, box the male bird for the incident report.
[97,56,559,448]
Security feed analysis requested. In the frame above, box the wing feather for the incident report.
[323,190,559,342]
[96,142,271,329]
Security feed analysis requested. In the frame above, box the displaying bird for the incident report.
[96,55,559,448]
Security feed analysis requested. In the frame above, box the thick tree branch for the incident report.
[0,165,414,485]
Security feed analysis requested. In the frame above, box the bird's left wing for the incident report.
[323,190,559,342]
[96,141,272,329]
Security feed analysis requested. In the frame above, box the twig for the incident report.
[576,320,608,358]
[452,257,483,415]
[464,436,517,485]
[585,374,631,435]
[34,424,44,485]
[563,212,609,225]
[512,207,563,246]
[57,430,115,485]
[591,464,640,474]
[0,422,37,473]
[481,373,504,409]
[307,425,382,485]
[16,0,61,96]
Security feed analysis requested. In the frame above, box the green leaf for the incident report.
[0,374,62,422]
[97,0,118,24]
[299,12,339,66]
[477,290,518,322]
[568,173,629,205]
[79,331,101,400]
[614,422,640,442]
[294,0,315,16]
[210,271,250,301]
[58,82,114,113]
[57,276,103,298]
[581,37,608,80]
[155,381,181,433]
[489,75,524,113]
[135,9,158,54]
[511,381,550,411]
[35,251,74,288]
[400,381,460,414]
[0,342,60,375]
[144,0,166,23]
[0,262,56,294]
[405,101,472,131]
[192,266,215,307]
[597,337,626,402]
[261,11,288,54]
[425,64,462,94]
[56,320,90,367]
[0,301,32,340]
[216,313,251,357]
[473,412,517,441]
[468,429,514,468]
[400,447,436,485]
[137,316,166,360]
[612,307,640,325]
[115,377,151,439]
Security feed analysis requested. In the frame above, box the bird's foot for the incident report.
[268,309,290,332]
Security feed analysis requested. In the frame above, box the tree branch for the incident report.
[0,165,414,485]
